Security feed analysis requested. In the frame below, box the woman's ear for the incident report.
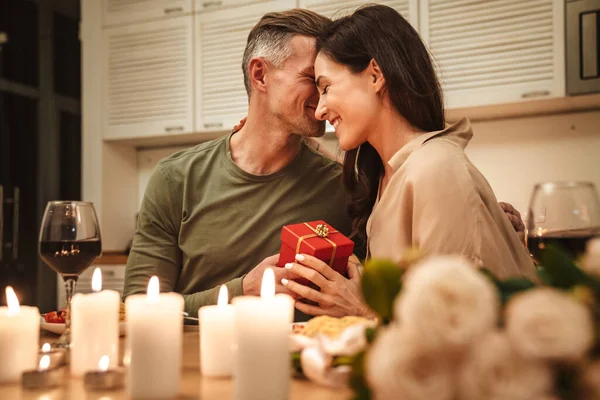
[368,59,386,93]
[248,58,268,93]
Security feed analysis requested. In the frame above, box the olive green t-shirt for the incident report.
[123,133,359,318]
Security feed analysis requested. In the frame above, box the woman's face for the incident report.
[314,53,381,151]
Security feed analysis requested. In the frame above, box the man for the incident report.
[123,8,525,320]
[123,9,362,320]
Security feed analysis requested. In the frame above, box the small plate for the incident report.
[40,317,126,336]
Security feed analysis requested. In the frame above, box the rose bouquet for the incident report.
[346,238,600,400]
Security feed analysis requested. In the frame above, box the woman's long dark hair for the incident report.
[316,4,445,239]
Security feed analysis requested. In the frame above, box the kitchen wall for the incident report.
[136,110,600,218]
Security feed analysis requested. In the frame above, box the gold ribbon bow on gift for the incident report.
[295,223,338,266]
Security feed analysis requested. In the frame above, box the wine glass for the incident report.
[39,201,102,348]
[527,181,600,264]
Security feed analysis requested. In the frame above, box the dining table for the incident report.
[0,326,352,399]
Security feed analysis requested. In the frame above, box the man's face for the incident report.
[266,35,325,137]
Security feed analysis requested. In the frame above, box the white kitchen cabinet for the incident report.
[195,0,272,13]
[103,0,192,27]
[103,17,195,140]
[299,0,419,29]
[420,0,565,109]
[195,0,296,132]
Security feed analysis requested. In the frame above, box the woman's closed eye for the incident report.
[321,85,329,95]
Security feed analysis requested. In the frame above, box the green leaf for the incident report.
[554,364,581,400]
[291,351,302,375]
[540,244,590,289]
[536,267,554,285]
[361,259,402,324]
[349,351,372,400]
[480,268,536,305]
[365,327,377,344]
[331,355,354,367]
[539,245,600,293]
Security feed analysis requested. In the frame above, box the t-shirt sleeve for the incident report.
[123,163,182,299]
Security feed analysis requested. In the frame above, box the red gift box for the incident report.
[277,220,354,285]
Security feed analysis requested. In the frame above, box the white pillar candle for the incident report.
[71,268,120,376]
[199,285,235,377]
[0,287,40,383]
[233,268,294,400]
[126,276,184,399]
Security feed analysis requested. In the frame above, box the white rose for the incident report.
[366,325,453,400]
[583,237,600,276]
[458,330,553,400]
[300,347,351,389]
[505,288,594,361]
[298,324,372,388]
[395,255,500,352]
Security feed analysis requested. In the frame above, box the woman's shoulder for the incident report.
[404,137,469,176]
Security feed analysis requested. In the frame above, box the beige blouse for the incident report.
[366,118,534,279]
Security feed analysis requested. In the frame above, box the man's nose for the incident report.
[315,97,327,121]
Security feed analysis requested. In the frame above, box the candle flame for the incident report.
[147,276,159,304]
[260,268,275,299]
[42,343,51,353]
[98,355,109,372]
[92,267,102,292]
[39,355,50,371]
[217,285,228,307]
[5,286,19,314]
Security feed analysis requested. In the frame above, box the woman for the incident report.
[281,4,534,318]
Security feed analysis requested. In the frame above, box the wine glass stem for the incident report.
[64,278,77,333]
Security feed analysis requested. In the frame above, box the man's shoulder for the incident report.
[159,135,227,169]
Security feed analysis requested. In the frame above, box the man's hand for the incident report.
[499,202,526,244]
[242,254,299,298]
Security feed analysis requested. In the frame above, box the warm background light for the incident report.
[42,343,51,353]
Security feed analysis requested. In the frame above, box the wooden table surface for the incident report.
[0,327,352,399]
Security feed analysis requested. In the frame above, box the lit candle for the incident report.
[199,285,235,377]
[233,268,294,400]
[71,267,120,376]
[0,286,40,383]
[22,355,61,389]
[126,276,184,399]
[84,355,124,391]
[39,342,65,369]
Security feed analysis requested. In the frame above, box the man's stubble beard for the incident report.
[282,113,325,138]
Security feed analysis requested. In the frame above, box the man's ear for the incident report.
[248,58,268,93]
[368,58,386,94]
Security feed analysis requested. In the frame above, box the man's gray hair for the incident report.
[242,9,330,96]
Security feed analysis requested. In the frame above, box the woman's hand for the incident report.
[281,254,375,318]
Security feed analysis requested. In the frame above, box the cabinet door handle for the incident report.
[103,270,116,278]
[203,123,223,129]
[202,1,223,8]
[521,90,550,99]
[164,7,184,14]
[165,126,184,132]
[12,187,19,260]
[0,184,3,262]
